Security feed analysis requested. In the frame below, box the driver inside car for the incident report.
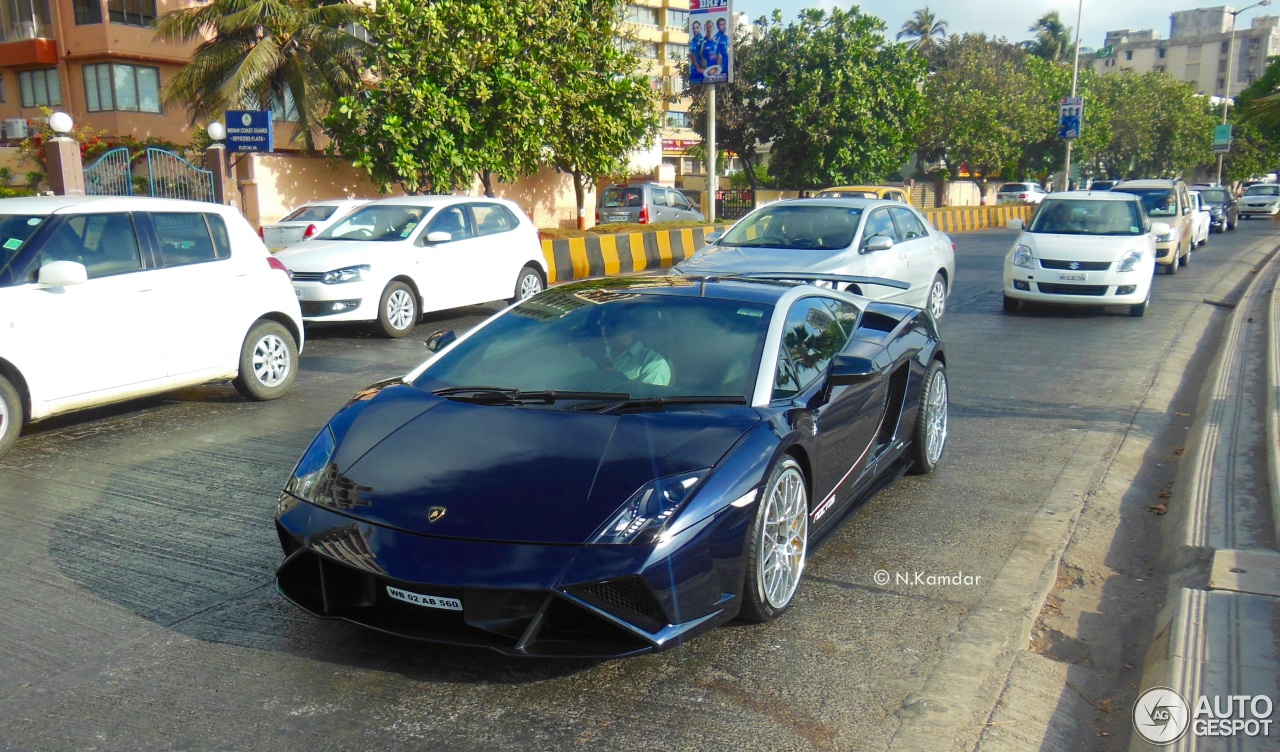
[600,307,672,387]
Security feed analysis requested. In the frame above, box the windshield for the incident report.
[999,184,1032,193]
[283,205,339,222]
[413,291,774,401]
[719,205,863,250]
[316,204,428,241]
[1199,188,1230,203]
[1245,185,1280,196]
[0,214,49,287]
[1120,188,1177,217]
[600,187,643,208]
[1028,199,1144,235]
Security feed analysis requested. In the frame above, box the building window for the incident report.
[1219,60,1228,72]
[18,69,60,107]
[1125,50,1133,60]
[625,4,658,26]
[641,41,659,59]
[1158,48,1166,59]
[682,157,701,174]
[666,43,688,62]
[341,22,369,43]
[1218,78,1226,90]
[1221,40,1231,53]
[108,0,156,27]
[667,9,688,29]
[666,111,692,129]
[73,0,102,24]
[84,63,160,113]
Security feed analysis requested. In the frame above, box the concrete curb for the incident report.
[1269,266,1280,549]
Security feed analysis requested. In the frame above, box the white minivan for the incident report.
[0,196,305,459]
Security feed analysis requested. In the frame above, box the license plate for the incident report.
[1058,273,1087,281]
[295,288,303,299]
[386,586,462,611]
[608,214,628,222]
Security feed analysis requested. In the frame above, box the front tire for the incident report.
[0,374,22,460]
[926,273,947,321]
[909,360,948,475]
[1129,290,1149,318]
[739,455,809,623]
[1165,258,1177,275]
[377,281,418,338]
[512,266,545,304]
[1003,294,1020,313]
[232,320,298,401]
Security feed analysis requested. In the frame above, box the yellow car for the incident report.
[815,185,912,205]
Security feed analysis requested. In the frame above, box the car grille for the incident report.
[292,271,325,282]
[567,578,667,632]
[1039,259,1111,271]
[1036,283,1109,296]
[299,301,327,315]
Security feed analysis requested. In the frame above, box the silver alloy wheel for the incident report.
[926,370,949,465]
[759,464,808,609]
[252,333,291,388]
[519,272,543,300]
[928,278,947,320]
[386,289,415,331]
[0,394,8,438]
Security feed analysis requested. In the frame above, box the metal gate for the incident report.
[82,147,215,202]
[715,189,754,220]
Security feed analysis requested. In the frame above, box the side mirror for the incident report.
[425,231,452,244]
[863,235,894,252]
[424,329,457,352]
[38,260,88,288]
[1150,222,1172,236]
[703,231,723,244]
[1007,218,1024,231]
[829,355,879,386]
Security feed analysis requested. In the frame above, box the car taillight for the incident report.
[1019,193,1028,199]
[639,205,650,224]
[257,225,265,239]
[267,256,292,280]
[302,223,319,239]
[595,210,600,224]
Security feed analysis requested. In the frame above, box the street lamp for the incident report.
[1212,0,1270,185]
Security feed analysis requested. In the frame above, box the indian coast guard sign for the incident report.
[224,110,274,153]
[689,0,733,85]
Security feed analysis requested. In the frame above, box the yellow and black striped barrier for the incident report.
[540,225,731,284]
[923,205,1036,234]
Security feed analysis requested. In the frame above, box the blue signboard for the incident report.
[224,110,274,153]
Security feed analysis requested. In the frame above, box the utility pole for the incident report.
[1062,0,1084,192]
[707,84,717,223]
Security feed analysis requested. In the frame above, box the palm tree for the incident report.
[898,6,948,53]
[156,0,372,151]
[1028,11,1074,62]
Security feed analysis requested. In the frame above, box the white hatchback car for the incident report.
[278,197,548,337]
[672,199,955,321]
[1188,190,1211,248]
[997,182,1048,205]
[259,199,367,251]
[1003,191,1166,317]
[0,196,305,459]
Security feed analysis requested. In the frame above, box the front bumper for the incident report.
[1240,204,1279,217]
[1004,262,1151,306]
[1154,240,1182,266]
[275,498,749,657]
[293,279,377,323]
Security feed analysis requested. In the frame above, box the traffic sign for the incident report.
[1212,123,1233,154]
[1059,97,1084,140]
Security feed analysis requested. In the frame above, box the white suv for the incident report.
[0,196,304,459]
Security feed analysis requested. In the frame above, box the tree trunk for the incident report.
[573,168,587,230]
[744,155,759,208]
[480,171,495,198]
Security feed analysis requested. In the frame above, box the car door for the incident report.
[468,202,525,302]
[669,190,698,220]
[650,188,672,223]
[854,208,911,303]
[10,212,166,402]
[888,206,939,306]
[412,203,491,312]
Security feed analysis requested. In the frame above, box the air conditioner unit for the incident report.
[4,119,28,139]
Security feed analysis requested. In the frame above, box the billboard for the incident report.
[689,0,733,85]
[1058,96,1083,140]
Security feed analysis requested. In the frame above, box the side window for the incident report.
[153,213,218,267]
[862,208,899,246]
[426,205,473,242]
[206,214,232,258]
[772,297,853,400]
[889,207,928,240]
[1181,188,1192,215]
[35,213,143,279]
[471,204,515,237]
[671,191,691,210]
[652,189,669,207]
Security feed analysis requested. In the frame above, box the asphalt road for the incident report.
[1,221,1276,752]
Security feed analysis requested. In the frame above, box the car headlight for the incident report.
[1211,206,1224,215]
[1117,249,1143,272]
[1155,232,1172,243]
[1012,245,1034,269]
[283,427,337,504]
[592,470,706,545]
[322,265,370,284]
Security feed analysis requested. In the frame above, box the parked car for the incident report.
[815,185,912,205]
[1003,191,1163,317]
[1111,179,1193,274]
[996,182,1048,204]
[0,196,304,460]
[1191,185,1238,232]
[259,199,367,252]
[278,197,547,338]
[671,199,955,321]
[274,272,948,656]
[1238,183,1280,219]
[1088,179,1119,191]
[596,183,704,225]
[1188,191,1211,248]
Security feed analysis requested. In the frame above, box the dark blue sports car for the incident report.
[275,273,948,657]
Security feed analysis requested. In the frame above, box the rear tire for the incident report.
[0,374,22,460]
[232,320,298,401]
[377,281,418,338]
[909,360,948,475]
[511,266,545,304]
[1002,294,1020,313]
[739,455,808,623]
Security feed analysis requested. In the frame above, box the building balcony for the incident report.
[0,19,51,42]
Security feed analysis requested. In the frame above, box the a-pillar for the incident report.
[44,137,85,196]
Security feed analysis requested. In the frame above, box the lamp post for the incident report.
[1216,0,1271,185]
[1062,0,1084,192]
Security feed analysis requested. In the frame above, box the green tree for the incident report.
[685,25,769,193]
[754,8,927,188]
[156,0,371,151]
[1236,56,1280,140]
[1027,11,1074,63]
[897,6,948,55]
[1091,71,1216,177]
[1020,57,1114,181]
[1220,116,1280,181]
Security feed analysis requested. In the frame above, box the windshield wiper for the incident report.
[575,395,749,414]
[432,386,630,405]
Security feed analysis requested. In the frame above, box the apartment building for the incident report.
[1093,6,1280,98]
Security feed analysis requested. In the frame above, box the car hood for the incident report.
[311,382,761,545]
[276,239,398,272]
[676,244,850,274]
[1021,232,1147,263]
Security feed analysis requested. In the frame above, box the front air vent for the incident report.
[568,578,667,632]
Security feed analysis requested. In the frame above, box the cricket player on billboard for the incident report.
[689,0,732,84]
